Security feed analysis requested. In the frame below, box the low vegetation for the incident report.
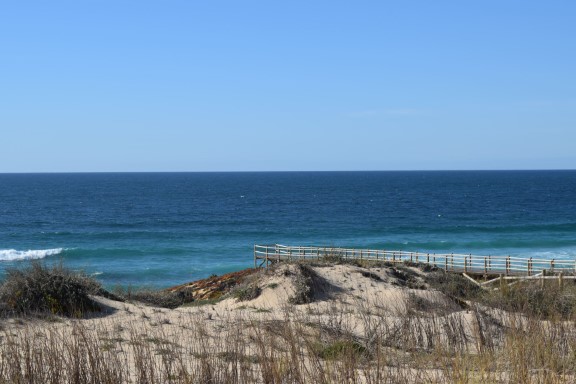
[0,260,575,383]
[0,262,101,318]
[113,287,184,309]
[231,284,261,301]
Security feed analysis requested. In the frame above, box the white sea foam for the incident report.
[0,248,64,261]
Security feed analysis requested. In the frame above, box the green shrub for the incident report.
[0,262,101,317]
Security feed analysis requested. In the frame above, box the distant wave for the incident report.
[0,248,64,262]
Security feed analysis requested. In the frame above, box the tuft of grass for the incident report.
[288,264,315,304]
[232,284,261,302]
[0,261,101,318]
[482,280,576,320]
[316,339,368,360]
[425,269,482,300]
[115,287,184,309]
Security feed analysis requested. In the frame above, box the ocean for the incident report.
[0,171,575,288]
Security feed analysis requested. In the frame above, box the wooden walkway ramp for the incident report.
[254,244,576,278]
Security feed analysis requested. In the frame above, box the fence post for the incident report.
[505,256,510,276]
[551,259,555,273]
[484,257,487,275]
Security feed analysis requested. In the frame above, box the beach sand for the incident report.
[1,262,573,383]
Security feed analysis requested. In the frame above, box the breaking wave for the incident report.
[0,248,64,262]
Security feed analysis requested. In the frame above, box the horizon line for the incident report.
[1,169,575,174]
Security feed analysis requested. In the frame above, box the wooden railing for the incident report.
[254,244,576,276]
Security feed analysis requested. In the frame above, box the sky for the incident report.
[1,1,575,172]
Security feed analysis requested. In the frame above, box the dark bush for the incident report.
[0,262,101,317]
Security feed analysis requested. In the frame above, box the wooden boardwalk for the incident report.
[254,244,576,278]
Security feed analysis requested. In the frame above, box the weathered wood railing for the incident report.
[254,244,576,277]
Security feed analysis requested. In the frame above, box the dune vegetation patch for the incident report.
[0,262,102,318]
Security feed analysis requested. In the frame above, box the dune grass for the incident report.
[0,260,575,383]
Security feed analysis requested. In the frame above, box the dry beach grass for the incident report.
[1,261,576,383]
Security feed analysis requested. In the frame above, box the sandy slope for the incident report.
[0,262,524,382]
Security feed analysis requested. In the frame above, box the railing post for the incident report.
[484,257,487,275]
[427,253,430,265]
[464,256,468,273]
[254,245,257,268]
[528,257,532,276]
[505,256,510,276]
[550,259,555,273]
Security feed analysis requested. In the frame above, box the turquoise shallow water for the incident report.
[0,171,575,287]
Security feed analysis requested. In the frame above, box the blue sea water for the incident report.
[0,171,575,288]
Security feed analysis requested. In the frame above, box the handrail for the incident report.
[253,244,576,276]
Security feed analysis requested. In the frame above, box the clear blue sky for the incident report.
[2,1,575,172]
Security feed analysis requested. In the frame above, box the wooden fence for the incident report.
[254,244,576,277]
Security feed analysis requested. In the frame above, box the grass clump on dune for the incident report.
[115,287,184,309]
[0,261,102,318]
